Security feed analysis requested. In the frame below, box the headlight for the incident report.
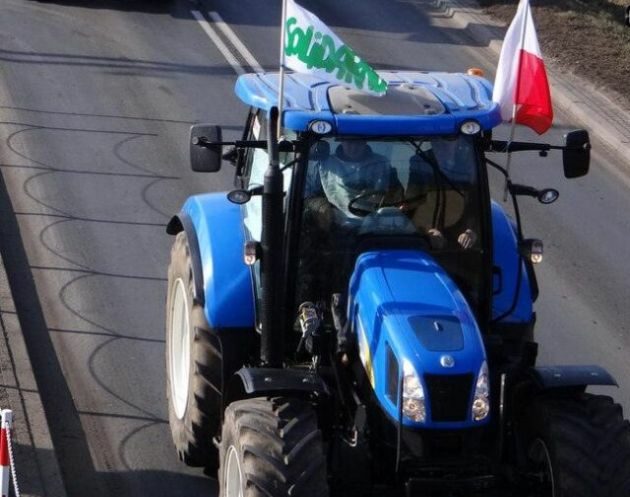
[472,361,490,422]
[460,120,481,135]
[402,359,426,423]
[520,238,544,264]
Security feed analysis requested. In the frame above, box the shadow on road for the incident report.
[0,170,105,496]
[25,0,506,47]
[12,442,215,497]
[27,0,178,15]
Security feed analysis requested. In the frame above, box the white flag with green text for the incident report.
[283,0,387,96]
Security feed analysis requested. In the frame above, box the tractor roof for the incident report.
[235,71,502,136]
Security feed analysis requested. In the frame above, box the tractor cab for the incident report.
[220,72,500,335]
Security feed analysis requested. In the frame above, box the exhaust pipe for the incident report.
[260,107,284,367]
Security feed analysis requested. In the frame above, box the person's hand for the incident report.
[427,228,446,249]
[457,229,477,249]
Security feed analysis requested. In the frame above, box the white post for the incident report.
[277,0,289,138]
[503,0,529,201]
[0,410,12,497]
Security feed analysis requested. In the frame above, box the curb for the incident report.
[0,250,67,496]
[439,0,630,169]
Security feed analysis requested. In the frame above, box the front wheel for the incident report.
[520,393,630,496]
[219,397,329,497]
[166,231,223,469]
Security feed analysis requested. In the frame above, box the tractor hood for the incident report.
[347,249,488,428]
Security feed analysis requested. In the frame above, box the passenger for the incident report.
[404,140,478,249]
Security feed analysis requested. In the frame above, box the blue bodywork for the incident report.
[490,201,534,323]
[180,194,255,329]
[347,250,488,428]
[183,72,538,429]
[235,71,502,135]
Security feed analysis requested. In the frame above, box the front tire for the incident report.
[166,231,222,469]
[521,393,630,496]
[219,397,329,497]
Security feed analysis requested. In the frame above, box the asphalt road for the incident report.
[0,0,629,496]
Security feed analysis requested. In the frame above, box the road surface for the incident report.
[0,0,629,495]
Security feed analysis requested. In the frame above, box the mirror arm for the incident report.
[489,140,564,153]
[192,138,268,149]
[192,139,295,151]
[490,139,590,154]
[509,183,539,197]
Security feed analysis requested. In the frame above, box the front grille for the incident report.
[425,373,473,422]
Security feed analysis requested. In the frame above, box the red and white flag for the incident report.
[493,0,553,134]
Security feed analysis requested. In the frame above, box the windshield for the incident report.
[296,135,485,311]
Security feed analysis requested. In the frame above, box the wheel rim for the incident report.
[225,446,243,497]
[169,278,191,420]
[528,438,555,497]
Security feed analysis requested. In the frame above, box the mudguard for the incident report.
[168,193,255,329]
[491,201,534,323]
[225,367,330,405]
[347,249,488,429]
[529,365,617,389]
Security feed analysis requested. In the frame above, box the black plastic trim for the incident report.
[167,213,205,307]
[228,367,329,402]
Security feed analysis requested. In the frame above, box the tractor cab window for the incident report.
[242,111,294,242]
[297,135,484,311]
[242,110,296,327]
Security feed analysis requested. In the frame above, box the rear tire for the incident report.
[521,393,630,496]
[166,231,222,469]
[219,397,329,497]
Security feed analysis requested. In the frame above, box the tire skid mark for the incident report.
[141,176,173,219]
[17,211,167,227]
[39,217,92,271]
[87,336,162,422]
[49,327,164,344]
[37,215,166,273]
[23,169,74,216]
[2,163,179,180]
[113,134,176,219]
[44,266,163,340]
[118,421,165,471]
[1,104,195,125]
[55,272,164,421]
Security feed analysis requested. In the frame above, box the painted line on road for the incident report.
[208,11,263,73]
[191,10,245,75]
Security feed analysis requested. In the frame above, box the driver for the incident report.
[299,139,401,310]
[304,139,403,225]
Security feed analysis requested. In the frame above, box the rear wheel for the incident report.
[521,393,630,496]
[219,397,329,497]
[166,231,222,469]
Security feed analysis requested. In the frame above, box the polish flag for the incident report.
[493,0,553,134]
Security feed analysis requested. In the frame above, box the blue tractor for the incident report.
[165,71,630,496]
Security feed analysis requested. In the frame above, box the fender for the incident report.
[491,201,534,323]
[166,193,255,329]
[529,365,617,390]
[225,367,330,405]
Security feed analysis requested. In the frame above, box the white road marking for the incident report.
[191,10,245,75]
[208,11,264,73]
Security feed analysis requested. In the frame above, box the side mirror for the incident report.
[562,129,590,178]
[190,124,222,172]
[227,185,264,205]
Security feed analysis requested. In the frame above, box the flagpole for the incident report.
[503,0,529,201]
[277,0,289,139]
